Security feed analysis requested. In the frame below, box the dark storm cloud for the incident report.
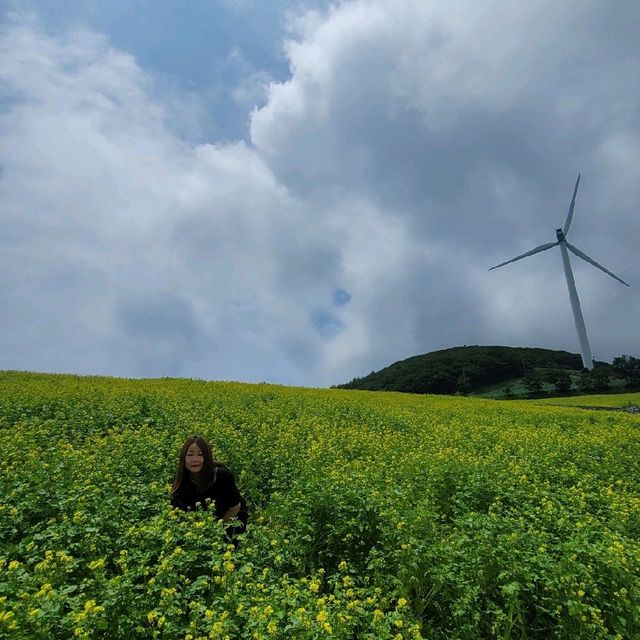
[112,292,211,377]
[251,0,639,381]
[115,292,201,341]
[272,239,343,293]
[254,0,640,248]
[1,1,638,386]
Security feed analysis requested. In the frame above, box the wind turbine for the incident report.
[489,174,629,370]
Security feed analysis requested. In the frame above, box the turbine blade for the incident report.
[489,242,558,271]
[563,173,581,235]
[566,242,630,286]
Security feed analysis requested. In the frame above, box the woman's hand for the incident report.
[222,502,241,521]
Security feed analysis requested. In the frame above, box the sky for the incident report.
[1,0,638,387]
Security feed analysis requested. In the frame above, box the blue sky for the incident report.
[25,0,323,140]
[1,0,639,386]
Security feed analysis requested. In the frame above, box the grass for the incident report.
[529,392,640,408]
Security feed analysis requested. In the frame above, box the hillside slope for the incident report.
[336,345,595,395]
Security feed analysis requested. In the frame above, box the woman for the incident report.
[170,436,248,545]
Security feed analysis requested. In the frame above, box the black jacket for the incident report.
[171,465,245,520]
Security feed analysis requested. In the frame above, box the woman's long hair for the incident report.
[171,436,222,494]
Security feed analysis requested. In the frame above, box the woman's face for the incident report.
[185,442,204,474]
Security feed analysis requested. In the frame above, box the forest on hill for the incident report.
[335,345,626,396]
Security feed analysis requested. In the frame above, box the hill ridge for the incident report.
[336,345,600,395]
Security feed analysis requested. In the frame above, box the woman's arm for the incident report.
[214,466,243,521]
[222,502,241,521]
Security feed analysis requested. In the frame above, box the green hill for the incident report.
[336,345,602,395]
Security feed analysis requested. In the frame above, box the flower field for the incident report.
[1,371,639,639]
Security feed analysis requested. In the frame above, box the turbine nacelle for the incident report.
[555,228,566,242]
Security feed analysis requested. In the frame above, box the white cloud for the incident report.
[0,14,321,383]
[2,1,639,386]
[250,0,639,373]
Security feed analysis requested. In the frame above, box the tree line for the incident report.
[336,346,640,398]
[513,354,640,397]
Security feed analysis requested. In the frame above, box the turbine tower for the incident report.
[489,174,629,370]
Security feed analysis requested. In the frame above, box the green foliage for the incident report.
[1,371,640,639]
[546,371,573,393]
[577,367,616,394]
[612,355,640,387]
[578,371,596,394]
[522,371,544,395]
[590,366,613,391]
[338,346,588,395]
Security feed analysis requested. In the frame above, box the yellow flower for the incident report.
[211,621,224,634]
